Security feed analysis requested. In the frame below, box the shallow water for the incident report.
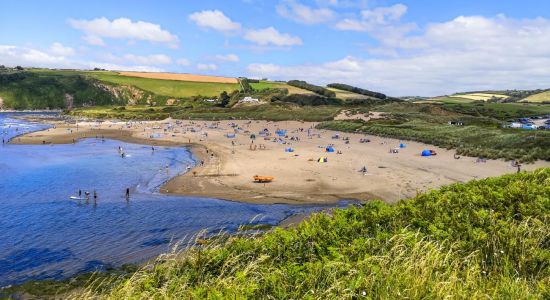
[0,113,350,286]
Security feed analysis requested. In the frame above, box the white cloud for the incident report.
[82,35,105,46]
[197,63,218,71]
[215,54,240,62]
[49,42,75,56]
[0,44,166,72]
[248,16,550,96]
[69,17,179,47]
[89,62,164,72]
[277,0,335,25]
[176,58,191,66]
[244,27,303,47]
[335,3,416,47]
[0,45,69,67]
[122,54,172,65]
[189,10,241,32]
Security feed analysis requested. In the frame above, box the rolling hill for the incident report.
[522,90,550,103]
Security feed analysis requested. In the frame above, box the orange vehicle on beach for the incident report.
[253,175,274,183]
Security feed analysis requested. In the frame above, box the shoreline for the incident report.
[10,116,550,205]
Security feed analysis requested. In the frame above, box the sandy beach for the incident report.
[12,118,550,204]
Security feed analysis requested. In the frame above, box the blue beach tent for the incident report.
[421,150,432,157]
[326,146,335,153]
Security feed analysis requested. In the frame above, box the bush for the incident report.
[69,169,550,299]
[287,80,336,97]
[328,83,386,99]
[281,94,342,106]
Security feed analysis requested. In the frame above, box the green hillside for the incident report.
[7,169,548,299]
[523,90,550,103]
[87,71,240,98]
[0,70,124,109]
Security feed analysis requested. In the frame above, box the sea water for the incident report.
[0,113,350,286]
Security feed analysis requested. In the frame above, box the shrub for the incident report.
[287,80,336,97]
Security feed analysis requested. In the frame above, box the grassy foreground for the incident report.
[33,169,547,299]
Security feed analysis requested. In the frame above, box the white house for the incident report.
[239,96,259,103]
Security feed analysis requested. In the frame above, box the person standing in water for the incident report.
[125,188,130,200]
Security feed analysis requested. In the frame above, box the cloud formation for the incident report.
[69,17,179,48]
[249,15,550,96]
[197,63,218,71]
[244,27,303,46]
[277,0,335,25]
[215,54,240,62]
[189,10,241,32]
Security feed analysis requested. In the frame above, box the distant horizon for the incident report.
[2,0,550,96]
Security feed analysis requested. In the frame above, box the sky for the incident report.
[1,0,550,96]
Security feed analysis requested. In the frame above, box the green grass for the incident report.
[441,102,550,120]
[70,103,342,122]
[250,81,313,95]
[86,72,240,98]
[318,102,550,162]
[523,90,550,103]
[38,168,547,299]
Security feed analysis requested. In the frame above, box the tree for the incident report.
[219,91,230,107]
[239,78,254,93]
[15,66,24,70]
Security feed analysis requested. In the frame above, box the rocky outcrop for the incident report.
[64,93,74,110]
[93,82,149,105]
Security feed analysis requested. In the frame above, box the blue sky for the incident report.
[2,0,550,95]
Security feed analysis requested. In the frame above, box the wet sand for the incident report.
[13,118,550,204]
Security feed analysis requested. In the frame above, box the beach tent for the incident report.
[285,148,294,152]
[399,143,407,148]
[421,150,432,157]
[326,146,335,153]
[226,133,236,138]
[276,129,287,136]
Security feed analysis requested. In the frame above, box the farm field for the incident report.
[522,90,550,103]
[87,71,240,98]
[117,71,238,83]
[251,81,313,95]
[327,87,371,99]
[453,93,509,101]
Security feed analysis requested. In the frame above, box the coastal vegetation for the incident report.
[0,70,123,109]
[328,83,387,99]
[69,103,342,122]
[319,102,550,162]
[5,169,548,299]
[287,80,336,97]
[3,68,550,162]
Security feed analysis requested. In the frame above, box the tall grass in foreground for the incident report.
[71,169,550,299]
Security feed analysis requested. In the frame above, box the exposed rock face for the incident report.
[93,82,148,105]
[165,98,179,106]
[64,93,74,110]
